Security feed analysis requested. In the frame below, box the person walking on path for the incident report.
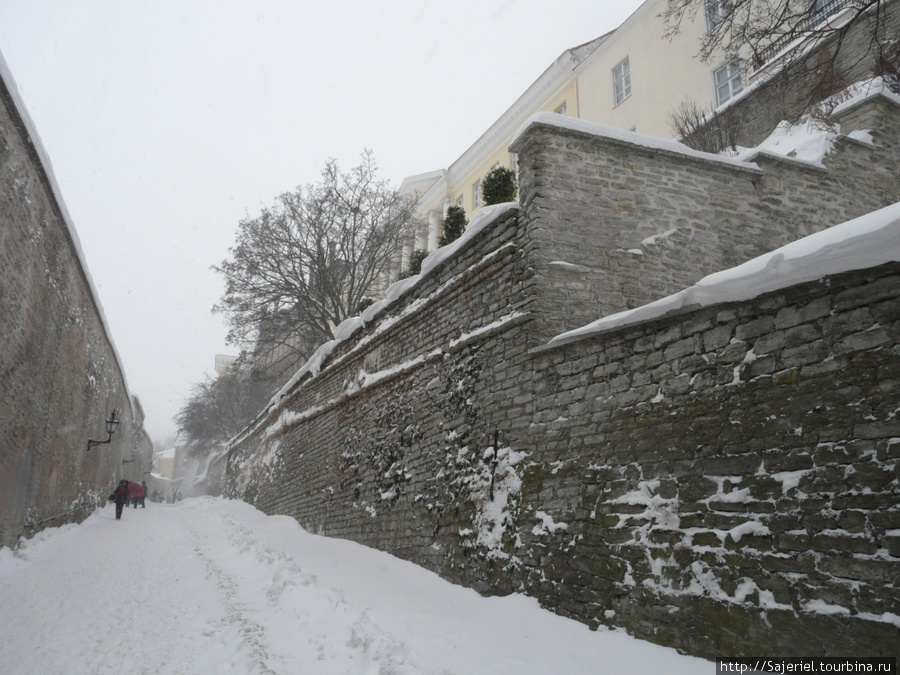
[109,480,129,520]
[129,481,140,508]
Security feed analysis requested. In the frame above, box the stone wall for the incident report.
[688,0,900,148]
[226,205,540,589]
[225,93,900,658]
[0,60,147,548]
[509,91,900,339]
[524,262,900,658]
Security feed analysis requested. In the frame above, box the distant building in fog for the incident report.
[214,354,238,376]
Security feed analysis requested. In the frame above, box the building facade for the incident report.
[399,0,876,256]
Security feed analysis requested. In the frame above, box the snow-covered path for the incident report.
[0,497,707,674]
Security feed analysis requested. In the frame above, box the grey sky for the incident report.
[0,0,645,443]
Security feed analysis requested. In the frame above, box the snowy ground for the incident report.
[0,497,708,674]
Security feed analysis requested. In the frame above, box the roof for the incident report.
[406,29,617,214]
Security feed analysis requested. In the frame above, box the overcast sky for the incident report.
[0,0,646,444]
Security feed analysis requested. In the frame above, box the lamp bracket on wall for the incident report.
[86,410,120,452]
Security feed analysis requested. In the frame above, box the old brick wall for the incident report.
[225,90,900,658]
[510,92,900,339]
[524,263,900,658]
[0,62,143,548]
[226,206,541,589]
[225,215,900,659]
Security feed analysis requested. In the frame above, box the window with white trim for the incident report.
[714,59,743,106]
[613,57,631,106]
[706,0,732,29]
[472,181,481,209]
[808,0,830,15]
[555,101,567,115]
[456,195,464,209]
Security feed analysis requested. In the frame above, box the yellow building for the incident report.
[398,0,773,251]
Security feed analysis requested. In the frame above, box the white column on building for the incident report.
[401,241,410,269]
[416,219,429,252]
[427,208,442,251]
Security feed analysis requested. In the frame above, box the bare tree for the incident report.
[665,1,895,119]
[669,97,745,152]
[213,151,415,359]
[878,37,900,91]
[664,0,890,65]
[175,371,272,455]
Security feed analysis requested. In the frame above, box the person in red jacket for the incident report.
[139,481,147,508]
[129,480,140,508]
[109,480,129,520]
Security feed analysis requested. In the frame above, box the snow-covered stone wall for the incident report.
[525,261,900,657]
[225,92,900,659]
[0,59,145,548]
[687,0,900,148]
[225,205,538,588]
[510,88,900,341]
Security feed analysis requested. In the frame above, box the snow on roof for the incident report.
[398,169,444,196]
[729,78,898,169]
[567,30,615,62]
[549,201,900,346]
[0,49,134,416]
[733,118,840,168]
[511,111,762,173]
[830,77,900,117]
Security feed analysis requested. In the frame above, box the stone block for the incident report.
[834,275,900,311]
[776,533,811,552]
[810,533,878,555]
[835,328,890,354]
[753,331,786,354]
[817,556,898,584]
[703,454,763,476]
[884,533,900,558]
[735,316,775,341]
[853,421,900,440]
[703,325,734,351]
[774,297,831,328]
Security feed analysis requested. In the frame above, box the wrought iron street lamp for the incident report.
[86,410,120,451]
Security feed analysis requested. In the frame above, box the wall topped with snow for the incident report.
[225,87,900,660]
[0,57,145,548]
[224,204,537,586]
[509,88,900,340]
[689,0,900,149]
[525,261,900,657]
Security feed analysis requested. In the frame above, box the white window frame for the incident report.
[456,195,464,209]
[555,101,567,115]
[705,0,732,30]
[714,59,743,106]
[472,181,481,209]
[612,57,631,106]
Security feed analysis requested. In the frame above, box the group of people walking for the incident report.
[108,480,182,519]
[108,480,147,520]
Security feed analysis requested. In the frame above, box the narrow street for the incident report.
[0,497,705,674]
